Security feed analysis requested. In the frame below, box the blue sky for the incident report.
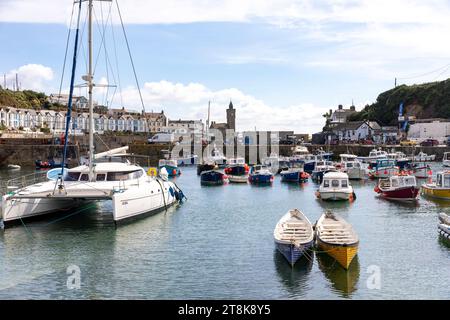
[1,0,450,133]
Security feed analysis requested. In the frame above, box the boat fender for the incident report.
[352,192,357,200]
[169,186,175,197]
[374,186,381,193]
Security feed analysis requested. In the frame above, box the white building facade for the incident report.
[408,120,450,143]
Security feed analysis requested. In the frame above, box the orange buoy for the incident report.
[172,169,177,175]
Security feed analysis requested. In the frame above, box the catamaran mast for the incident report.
[87,0,94,180]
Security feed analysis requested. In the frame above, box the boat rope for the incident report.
[155,178,168,211]
[115,0,146,113]
[57,2,76,103]
[58,0,83,190]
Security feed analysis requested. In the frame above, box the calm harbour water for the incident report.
[0,164,449,299]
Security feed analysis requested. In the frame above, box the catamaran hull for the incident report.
[275,240,313,266]
[112,181,178,222]
[1,196,83,225]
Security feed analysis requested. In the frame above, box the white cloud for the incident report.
[3,0,450,81]
[3,64,54,92]
[120,80,328,133]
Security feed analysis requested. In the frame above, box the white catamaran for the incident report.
[1,0,185,227]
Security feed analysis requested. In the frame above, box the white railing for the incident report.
[3,171,49,195]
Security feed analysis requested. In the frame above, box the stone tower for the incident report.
[226,100,236,131]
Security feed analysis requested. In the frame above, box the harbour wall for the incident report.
[0,135,449,168]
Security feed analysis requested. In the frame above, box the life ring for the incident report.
[147,167,158,176]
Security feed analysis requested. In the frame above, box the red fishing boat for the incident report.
[374,174,419,201]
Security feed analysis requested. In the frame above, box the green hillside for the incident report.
[348,79,450,125]
[0,87,63,110]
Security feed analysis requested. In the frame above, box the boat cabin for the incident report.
[444,152,450,161]
[228,158,245,166]
[436,172,450,188]
[373,159,396,169]
[368,149,388,158]
[159,159,178,167]
[380,175,417,189]
[340,154,358,162]
[343,161,362,169]
[65,163,145,182]
[251,164,270,173]
[321,172,350,189]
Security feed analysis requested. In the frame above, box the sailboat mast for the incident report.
[88,0,94,180]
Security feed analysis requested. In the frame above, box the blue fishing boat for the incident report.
[280,163,309,182]
[158,159,181,177]
[274,209,314,266]
[224,158,249,183]
[200,170,228,186]
[248,165,274,184]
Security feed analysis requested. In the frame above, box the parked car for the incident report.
[148,133,175,144]
[400,139,417,146]
[420,139,439,147]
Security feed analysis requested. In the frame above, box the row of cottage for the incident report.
[0,107,169,134]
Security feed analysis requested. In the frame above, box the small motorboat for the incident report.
[35,159,67,169]
[421,171,450,200]
[197,161,218,175]
[248,165,274,184]
[443,152,450,167]
[7,164,21,170]
[176,153,198,166]
[311,160,336,183]
[413,151,435,162]
[340,160,366,180]
[262,153,290,174]
[387,151,411,170]
[357,148,388,163]
[315,210,359,270]
[200,170,228,186]
[374,174,419,201]
[280,163,309,183]
[438,213,450,241]
[224,158,249,183]
[317,172,354,201]
[368,159,399,179]
[315,148,333,161]
[406,163,432,179]
[274,209,314,267]
[158,159,181,177]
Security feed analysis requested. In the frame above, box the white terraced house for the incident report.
[0,105,171,134]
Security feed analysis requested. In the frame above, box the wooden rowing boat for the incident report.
[315,211,359,270]
[274,209,314,266]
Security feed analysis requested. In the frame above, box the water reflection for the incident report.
[316,252,360,298]
[273,249,313,298]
